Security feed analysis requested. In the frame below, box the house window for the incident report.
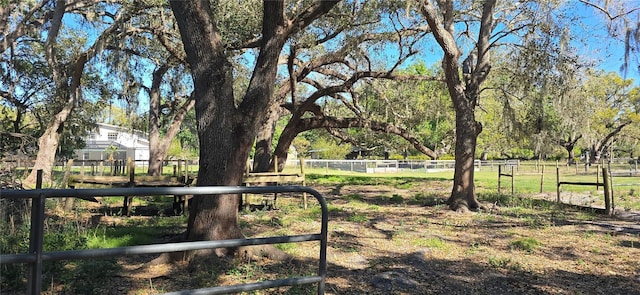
[83,152,89,160]
[89,133,96,140]
[107,132,118,140]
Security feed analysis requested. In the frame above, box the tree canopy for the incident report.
[0,0,639,247]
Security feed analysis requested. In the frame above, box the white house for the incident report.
[74,123,149,162]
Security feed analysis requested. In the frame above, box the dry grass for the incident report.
[3,178,640,295]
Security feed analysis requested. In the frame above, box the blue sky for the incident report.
[60,1,640,116]
[571,1,640,83]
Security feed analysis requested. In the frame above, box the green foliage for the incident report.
[210,0,262,47]
[0,209,186,292]
[0,218,30,289]
[309,136,352,159]
[333,61,452,158]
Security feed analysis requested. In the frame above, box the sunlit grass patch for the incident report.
[86,225,172,248]
[344,193,365,202]
[394,181,413,189]
[509,237,542,253]
[348,213,369,223]
[412,236,448,249]
[274,242,297,252]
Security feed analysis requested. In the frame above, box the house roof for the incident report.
[83,123,149,150]
[95,123,149,142]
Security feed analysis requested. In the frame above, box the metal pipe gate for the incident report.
[0,185,329,295]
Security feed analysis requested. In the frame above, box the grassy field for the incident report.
[305,166,640,211]
[2,167,640,294]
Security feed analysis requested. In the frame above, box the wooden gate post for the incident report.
[300,158,307,209]
[497,165,502,194]
[511,166,515,195]
[556,166,561,203]
[603,167,613,216]
[539,165,545,193]
[62,159,75,211]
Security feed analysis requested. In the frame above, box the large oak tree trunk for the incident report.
[170,0,340,257]
[170,1,247,253]
[448,103,480,211]
[419,0,495,212]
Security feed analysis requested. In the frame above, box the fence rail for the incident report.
[0,185,329,295]
[6,157,640,178]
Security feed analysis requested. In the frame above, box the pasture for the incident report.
[1,161,640,294]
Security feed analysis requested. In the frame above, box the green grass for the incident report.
[305,168,640,211]
[347,213,369,223]
[412,237,448,249]
[344,193,365,202]
[87,225,172,248]
[509,237,543,253]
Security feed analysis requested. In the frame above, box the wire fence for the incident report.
[4,157,640,178]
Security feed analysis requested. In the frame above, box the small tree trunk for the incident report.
[148,65,169,176]
[566,146,575,164]
[23,123,63,187]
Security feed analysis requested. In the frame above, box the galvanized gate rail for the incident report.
[0,186,329,295]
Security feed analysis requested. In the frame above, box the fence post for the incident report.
[603,167,613,215]
[511,166,515,195]
[498,165,502,194]
[596,164,600,189]
[608,161,615,212]
[63,159,75,210]
[27,170,45,295]
[556,166,560,203]
[122,164,136,217]
[300,158,308,209]
[540,165,545,193]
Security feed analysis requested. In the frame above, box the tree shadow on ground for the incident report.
[6,246,639,295]
[324,250,640,295]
